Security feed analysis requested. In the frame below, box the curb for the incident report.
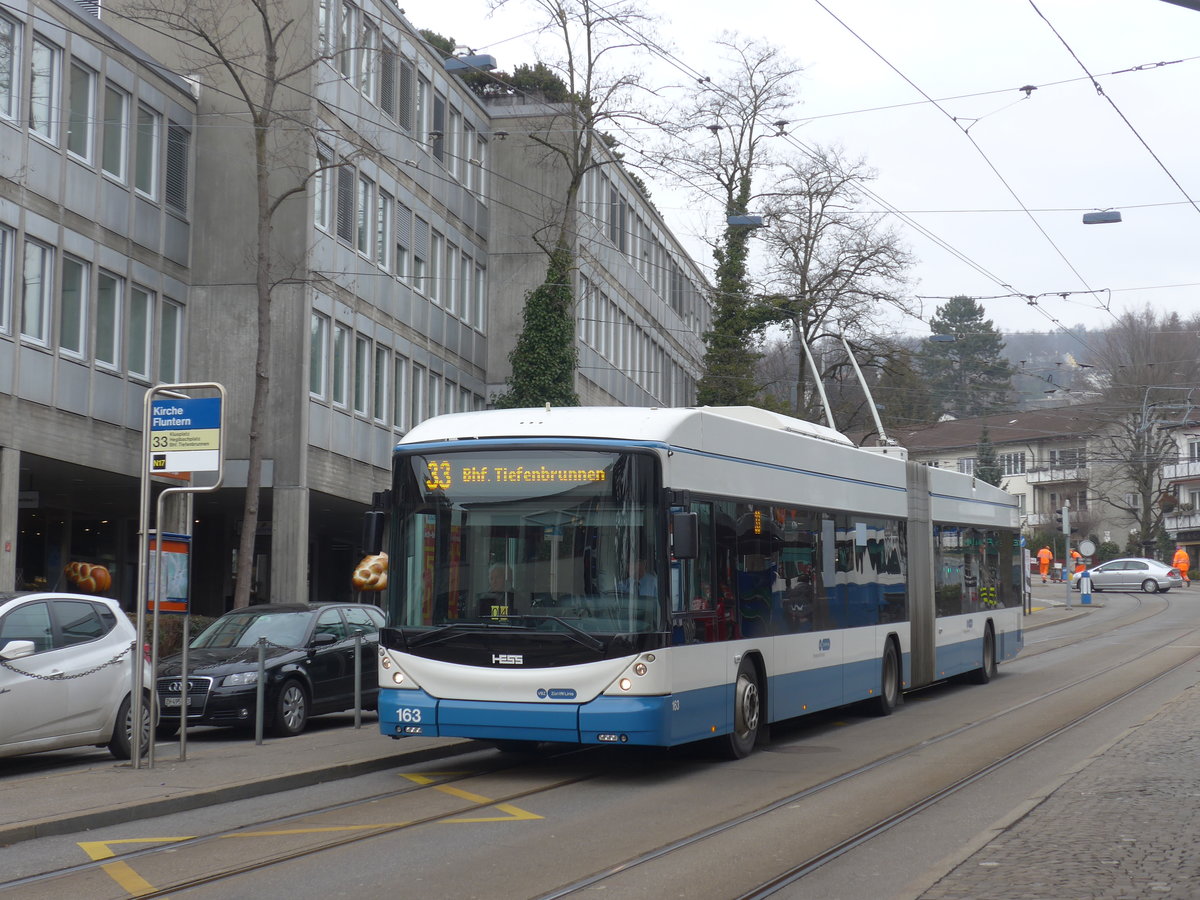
[0,739,485,847]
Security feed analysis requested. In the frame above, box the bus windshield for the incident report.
[389,448,662,634]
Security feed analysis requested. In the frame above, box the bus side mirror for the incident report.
[362,509,386,555]
[672,512,698,559]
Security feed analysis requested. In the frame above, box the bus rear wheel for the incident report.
[870,642,900,716]
[719,659,761,759]
[968,626,997,685]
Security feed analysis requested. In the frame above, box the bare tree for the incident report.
[760,144,915,420]
[1085,308,1200,553]
[650,35,802,405]
[488,0,657,406]
[108,0,360,607]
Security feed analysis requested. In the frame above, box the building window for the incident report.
[373,345,388,422]
[332,323,349,407]
[459,251,470,321]
[336,165,354,243]
[0,15,18,120]
[159,299,182,381]
[429,231,444,304]
[356,175,373,255]
[359,21,378,100]
[21,241,52,344]
[474,265,485,330]
[30,36,59,141]
[393,353,408,431]
[398,57,414,131]
[67,62,94,160]
[165,122,190,212]
[444,241,457,314]
[135,105,159,196]
[313,146,332,231]
[431,91,445,161]
[957,457,975,476]
[998,451,1026,476]
[59,256,87,357]
[95,272,121,369]
[412,217,429,293]
[309,312,329,397]
[317,0,333,55]
[128,286,152,379]
[0,224,12,333]
[102,84,128,179]
[376,189,392,269]
[1188,440,1200,463]
[415,75,429,142]
[353,334,370,414]
[338,2,357,80]
[380,40,396,118]
[395,202,411,281]
[410,363,425,426]
[1048,448,1085,468]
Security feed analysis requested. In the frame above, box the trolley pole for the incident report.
[1062,502,1072,609]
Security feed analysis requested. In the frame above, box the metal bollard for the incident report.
[353,632,363,729]
[1079,571,1093,606]
[255,638,267,745]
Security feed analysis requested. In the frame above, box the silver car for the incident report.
[0,592,153,759]
[1071,558,1184,593]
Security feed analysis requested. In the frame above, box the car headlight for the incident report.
[222,672,259,687]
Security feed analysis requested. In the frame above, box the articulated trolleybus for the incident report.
[371,406,1022,758]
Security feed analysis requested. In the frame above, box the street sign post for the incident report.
[134,384,226,769]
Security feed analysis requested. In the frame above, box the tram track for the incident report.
[5,594,1192,899]
[534,602,1200,899]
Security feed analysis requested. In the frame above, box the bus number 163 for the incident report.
[398,708,422,723]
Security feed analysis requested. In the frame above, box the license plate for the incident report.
[163,696,182,708]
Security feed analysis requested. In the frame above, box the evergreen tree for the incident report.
[975,426,1002,486]
[924,296,1015,418]
[493,248,581,408]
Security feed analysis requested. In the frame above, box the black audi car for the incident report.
[156,603,386,737]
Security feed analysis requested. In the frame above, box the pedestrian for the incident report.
[1037,546,1052,584]
[1172,545,1191,587]
[1070,548,1085,576]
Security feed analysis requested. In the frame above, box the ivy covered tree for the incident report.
[923,296,1015,418]
[493,248,580,408]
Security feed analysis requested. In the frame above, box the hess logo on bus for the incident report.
[492,654,523,665]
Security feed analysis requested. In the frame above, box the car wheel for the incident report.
[271,679,309,737]
[108,693,153,760]
[1142,579,1159,594]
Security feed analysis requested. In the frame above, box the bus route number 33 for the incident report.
[398,708,423,723]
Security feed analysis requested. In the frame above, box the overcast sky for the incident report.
[413,0,1200,340]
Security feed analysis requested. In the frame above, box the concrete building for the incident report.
[0,0,196,605]
[485,97,707,406]
[1162,422,1200,562]
[892,406,1136,554]
[0,0,710,614]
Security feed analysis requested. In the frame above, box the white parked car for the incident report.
[0,592,152,760]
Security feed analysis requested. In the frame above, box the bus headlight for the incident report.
[633,662,648,676]
[619,677,633,691]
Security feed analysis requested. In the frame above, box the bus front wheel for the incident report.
[719,659,761,759]
[968,626,997,685]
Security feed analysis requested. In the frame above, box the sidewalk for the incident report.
[0,720,481,847]
[0,598,1088,849]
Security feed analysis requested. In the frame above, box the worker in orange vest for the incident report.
[1070,548,1085,576]
[1037,546,1053,584]
[1173,546,1191,587]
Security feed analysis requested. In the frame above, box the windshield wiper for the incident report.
[521,616,605,652]
[403,620,525,649]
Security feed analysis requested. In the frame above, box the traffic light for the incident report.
[1053,506,1070,534]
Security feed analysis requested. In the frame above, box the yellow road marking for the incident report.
[81,771,541,895]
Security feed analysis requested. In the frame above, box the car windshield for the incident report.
[191,611,312,650]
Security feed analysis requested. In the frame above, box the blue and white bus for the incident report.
[370,406,1022,758]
